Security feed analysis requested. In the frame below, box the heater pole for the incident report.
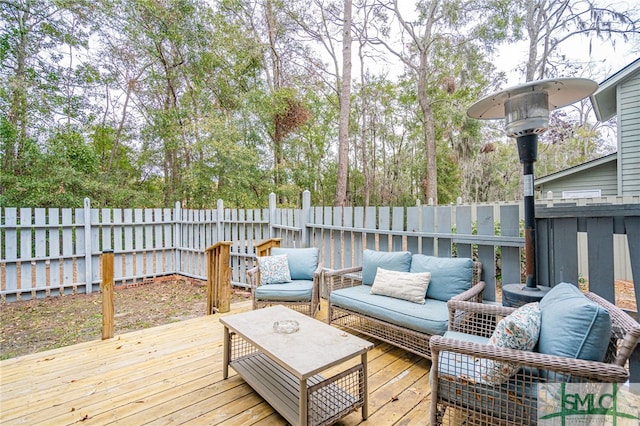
[517,134,538,289]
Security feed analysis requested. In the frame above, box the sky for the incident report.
[360,1,639,93]
[495,36,639,87]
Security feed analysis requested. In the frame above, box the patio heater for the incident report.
[467,78,598,307]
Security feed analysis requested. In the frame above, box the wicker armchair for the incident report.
[429,293,640,425]
[247,247,322,317]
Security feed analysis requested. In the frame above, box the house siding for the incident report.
[619,72,640,195]
[538,159,618,198]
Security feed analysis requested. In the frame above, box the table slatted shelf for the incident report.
[231,353,360,425]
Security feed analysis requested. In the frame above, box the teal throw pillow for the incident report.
[410,254,474,301]
[361,249,412,285]
[538,282,611,361]
[271,247,319,280]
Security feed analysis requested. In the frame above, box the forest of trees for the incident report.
[1,0,638,209]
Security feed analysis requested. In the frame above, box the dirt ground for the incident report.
[0,278,250,360]
[612,280,637,311]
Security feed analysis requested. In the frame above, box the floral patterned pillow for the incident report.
[258,255,291,285]
[478,302,541,385]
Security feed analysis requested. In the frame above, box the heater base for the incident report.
[502,283,550,308]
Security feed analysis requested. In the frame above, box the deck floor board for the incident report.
[1,301,433,425]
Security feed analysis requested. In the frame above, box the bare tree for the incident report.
[335,0,353,207]
[522,0,639,81]
[371,0,444,203]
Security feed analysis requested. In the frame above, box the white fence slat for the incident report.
[89,207,99,292]
[196,209,205,276]
[123,209,133,280]
[102,208,112,251]
[61,209,73,289]
[392,207,404,251]
[168,208,175,272]
[113,209,123,252]
[207,209,216,249]
[183,209,191,276]
[145,209,154,276]
[332,207,344,268]
[421,206,435,256]
[75,207,86,291]
[48,209,61,294]
[477,205,496,301]
[321,207,332,269]
[378,207,390,251]
[134,209,143,280]
[237,209,247,283]
[19,208,33,295]
[364,206,376,256]
[406,206,420,254]
[1,196,636,305]
[5,209,17,294]
[153,208,163,275]
[455,206,473,259]
[353,207,364,266]
[500,205,522,288]
[34,209,47,293]
[436,206,452,256]
[343,207,353,268]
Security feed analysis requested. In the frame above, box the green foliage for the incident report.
[473,0,524,43]
[49,128,100,175]
[1,0,619,209]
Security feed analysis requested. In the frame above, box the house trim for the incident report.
[590,57,640,121]
[534,152,617,187]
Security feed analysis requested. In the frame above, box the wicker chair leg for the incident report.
[433,403,446,425]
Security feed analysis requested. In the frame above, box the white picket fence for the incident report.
[1,192,637,304]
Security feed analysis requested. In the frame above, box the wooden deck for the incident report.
[1,301,432,425]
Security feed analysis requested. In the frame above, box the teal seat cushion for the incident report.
[255,280,313,302]
[444,330,490,345]
[538,282,611,361]
[430,331,490,386]
[410,254,474,301]
[362,250,412,285]
[330,285,449,335]
[271,247,319,280]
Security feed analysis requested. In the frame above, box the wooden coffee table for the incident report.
[220,305,374,426]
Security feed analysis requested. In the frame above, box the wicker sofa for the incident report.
[429,282,640,425]
[325,250,484,360]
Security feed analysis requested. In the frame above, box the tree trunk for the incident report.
[266,0,285,198]
[335,0,352,207]
[416,37,437,204]
[524,0,541,81]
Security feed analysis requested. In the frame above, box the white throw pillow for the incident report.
[258,255,291,285]
[478,302,541,385]
[370,267,431,304]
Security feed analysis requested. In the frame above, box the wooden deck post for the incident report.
[255,238,282,258]
[205,242,232,314]
[101,250,115,339]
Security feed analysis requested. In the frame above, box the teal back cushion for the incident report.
[538,282,611,361]
[410,254,474,301]
[362,250,412,285]
[271,247,319,281]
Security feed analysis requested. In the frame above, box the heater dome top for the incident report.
[467,78,598,120]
